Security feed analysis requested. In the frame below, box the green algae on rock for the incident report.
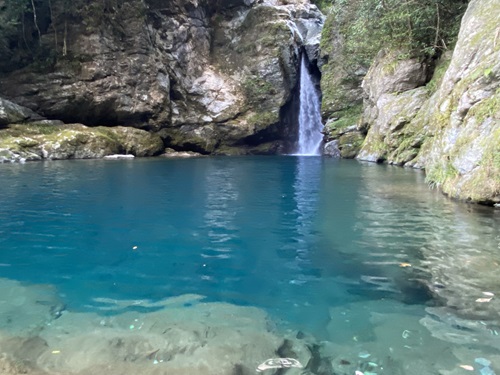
[348,0,500,204]
[0,124,164,162]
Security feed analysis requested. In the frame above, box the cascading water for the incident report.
[295,54,323,156]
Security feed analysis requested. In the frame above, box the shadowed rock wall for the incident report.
[0,0,324,155]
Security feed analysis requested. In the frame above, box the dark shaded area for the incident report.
[277,77,301,154]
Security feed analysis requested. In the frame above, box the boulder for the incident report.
[361,50,429,103]
[323,107,364,159]
[0,98,45,127]
[337,131,365,159]
[0,124,164,162]
[357,87,428,164]
[323,140,340,158]
[109,127,165,157]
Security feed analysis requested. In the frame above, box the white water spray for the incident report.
[295,54,323,156]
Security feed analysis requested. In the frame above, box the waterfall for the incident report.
[295,54,323,156]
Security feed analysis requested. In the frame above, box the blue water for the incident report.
[1,156,499,347]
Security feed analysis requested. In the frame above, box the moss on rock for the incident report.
[0,123,164,162]
[105,127,164,157]
[337,132,365,158]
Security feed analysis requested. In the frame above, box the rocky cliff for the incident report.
[320,0,499,205]
[0,0,324,157]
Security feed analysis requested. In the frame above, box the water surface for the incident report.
[0,156,499,373]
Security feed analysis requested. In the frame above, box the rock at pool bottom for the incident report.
[1,278,500,375]
[0,279,316,375]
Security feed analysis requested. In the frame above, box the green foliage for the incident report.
[323,0,468,64]
[425,54,451,94]
[243,76,276,105]
[325,104,362,138]
[0,0,30,56]
[0,0,144,71]
[425,162,458,188]
[467,88,500,123]
[310,0,331,13]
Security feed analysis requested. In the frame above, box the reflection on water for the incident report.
[290,157,320,282]
[201,163,239,260]
[0,157,500,374]
[354,164,500,321]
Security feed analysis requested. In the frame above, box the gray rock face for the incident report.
[356,0,499,204]
[0,98,45,127]
[356,50,429,164]
[416,0,500,204]
[0,0,324,154]
[361,50,429,103]
[357,87,428,164]
[323,140,340,158]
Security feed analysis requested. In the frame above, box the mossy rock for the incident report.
[242,77,278,107]
[319,12,367,120]
[157,127,219,154]
[0,123,164,161]
[246,111,279,132]
[324,104,362,140]
[337,132,365,159]
[356,135,390,162]
[426,119,500,204]
[104,126,164,157]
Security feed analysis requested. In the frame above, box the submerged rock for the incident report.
[0,283,320,375]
